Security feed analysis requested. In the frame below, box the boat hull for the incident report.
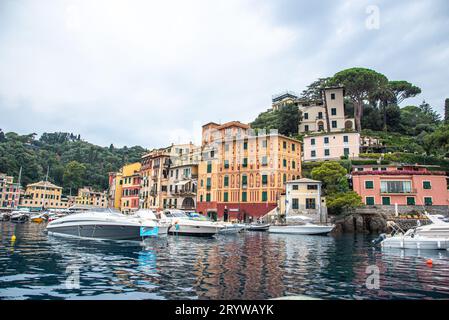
[47,223,168,241]
[268,225,334,235]
[247,224,270,231]
[381,237,449,250]
[168,224,220,237]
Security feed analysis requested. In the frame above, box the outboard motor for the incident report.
[372,233,387,245]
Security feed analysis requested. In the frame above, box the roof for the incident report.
[287,178,322,184]
[27,181,62,189]
[216,121,250,130]
[202,122,220,128]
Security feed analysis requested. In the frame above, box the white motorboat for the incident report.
[380,234,449,250]
[413,213,449,238]
[218,223,244,234]
[10,210,30,222]
[46,208,167,240]
[163,210,223,237]
[246,223,270,231]
[269,215,335,235]
[133,209,170,236]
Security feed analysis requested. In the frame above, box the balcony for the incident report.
[380,188,417,195]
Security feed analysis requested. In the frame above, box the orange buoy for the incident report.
[426,259,433,266]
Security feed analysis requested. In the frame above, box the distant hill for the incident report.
[0,130,147,194]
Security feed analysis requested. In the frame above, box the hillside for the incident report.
[0,130,146,194]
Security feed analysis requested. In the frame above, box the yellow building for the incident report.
[20,181,69,210]
[196,121,302,222]
[75,187,108,208]
[108,162,141,213]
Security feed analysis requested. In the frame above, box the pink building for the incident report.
[352,165,449,207]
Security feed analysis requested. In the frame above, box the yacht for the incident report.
[46,208,168,240]
[268,215,335,235]
[163,210,223,237]
[413,214,449,238]
[246,223,270,231]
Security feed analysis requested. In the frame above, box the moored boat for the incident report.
[246,223,270,231]
[163,210,223,237]
[268,215,334,235]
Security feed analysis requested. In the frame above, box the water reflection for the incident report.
[1,222,449,300]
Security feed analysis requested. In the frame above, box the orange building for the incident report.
[196,121,302,222]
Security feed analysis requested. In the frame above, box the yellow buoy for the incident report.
[11,235,16,242]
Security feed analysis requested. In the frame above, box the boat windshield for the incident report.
[187,212,210,221]
[165,211,189,218]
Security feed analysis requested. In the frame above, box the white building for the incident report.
[303,132,360,162]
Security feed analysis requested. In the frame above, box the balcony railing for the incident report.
[380,188,417,195]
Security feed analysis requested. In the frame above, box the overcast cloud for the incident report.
[0,0,448,148]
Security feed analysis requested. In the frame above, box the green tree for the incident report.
[311,162,348,195]
[63,161,86,192]
[278,104,301,136]
[326,192,363,215]
[388,80,421,104]
[330,67,388,131]
[445,98,449,123]
[300,78,330,100]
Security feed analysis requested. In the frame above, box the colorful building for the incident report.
[0,173,21,209]
[75,187,107,208]
[19,180,69,210]
[303,132,360,162]
[352,164,449,209]
[196,121,302,222]
[108,162,141,213]
[284,178,327,222]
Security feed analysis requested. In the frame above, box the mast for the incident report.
[41,166,49,211]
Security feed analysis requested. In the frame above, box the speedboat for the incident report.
[30,212,49,223]
[10,210,30,223]
[380,233,449,250]
[413,213,449,238]
[246,223,270,231]
[218,223,244,234]
[0,212,11,221]
[268,215,334,235]
[46,208,167,241]
[163,210,223,237]
[133,209,170,236]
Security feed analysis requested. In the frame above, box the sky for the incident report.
[0,0,448,148]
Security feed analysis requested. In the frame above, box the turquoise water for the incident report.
[1,221,449,300]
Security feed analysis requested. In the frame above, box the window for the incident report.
[261,156,268,166]
[304,113,309,120]
[262,175,268,185]
[343,135,349,143]
[242,192,247,202]
[365,181,374,189]
[242,157,248,167]
[262,140,267,148]
[207,161,212,173]
[424,197,432,206]
[407,197,415,205]
[307,184,318,190]
[283,159,287,167]
[292,184,299,190]
[311,138,315,145]
[305,198,316,209]
[283,174,286,184]
[292,161,296,169]
[292,144,296,151]
[223,192,228,202]
[331,108,337,116]
[311,150,316,158]
[366,197,375,205]
[206,177,211,190]
[292,198,299,209]
[381,181,412,193]
[382,197,391,205]
[262,191,268,202]
[304,125,309,131]
[225,144,229,151]
[423,181,431,189]
[331,93,335,100]
[224,176,229,187]
[200,195,203,202]
[283,141,287,149]
[206,193,211,202]
[324,137,329,144]
[344,148,350,156]
[332,120,337,128]
[210,150,214,158]
[324,149,330,156]
[224,160,229,168]
[242,175,247,186]
[243,141,248,150]
[318,112,323,119]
